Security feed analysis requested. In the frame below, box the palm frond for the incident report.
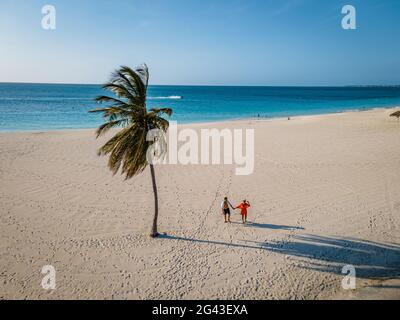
[102,83,138,102]
[110,70,140,97]
[94,119,129,138]
[119,65,148,103]
[90,64,172,179]
[149,108,173,117]
[122,64,149,89]
[94,95,129,106]
[89,105,131,117]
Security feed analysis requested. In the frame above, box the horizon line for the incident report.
[1,81,400,88]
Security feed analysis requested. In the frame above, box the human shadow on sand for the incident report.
[160,233,400,279]
[231,221,304,230]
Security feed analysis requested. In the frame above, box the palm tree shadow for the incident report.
[160,233,400,279]
[159,233,260,251]
[369,285,400,289]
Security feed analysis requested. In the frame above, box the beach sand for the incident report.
[0,108,399,300]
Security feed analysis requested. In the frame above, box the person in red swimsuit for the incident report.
[236,200,251,224]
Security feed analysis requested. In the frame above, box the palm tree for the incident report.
[89,64,172,238]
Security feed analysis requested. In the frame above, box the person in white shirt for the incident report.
[221,197,235,223]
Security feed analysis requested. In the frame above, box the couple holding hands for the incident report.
[221,197,251,224]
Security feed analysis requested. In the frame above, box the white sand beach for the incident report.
[0,108,399,300]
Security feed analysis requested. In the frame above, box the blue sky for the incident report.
[0,0,399,85]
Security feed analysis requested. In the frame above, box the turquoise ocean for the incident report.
[0,83,400,131]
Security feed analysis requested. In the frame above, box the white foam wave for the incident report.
[148,95,182,100]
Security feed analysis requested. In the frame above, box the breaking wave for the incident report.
[148,95,182,100]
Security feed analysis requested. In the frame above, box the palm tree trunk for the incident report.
[149,164,159,238]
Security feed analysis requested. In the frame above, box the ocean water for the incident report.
[0,83,400,131]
